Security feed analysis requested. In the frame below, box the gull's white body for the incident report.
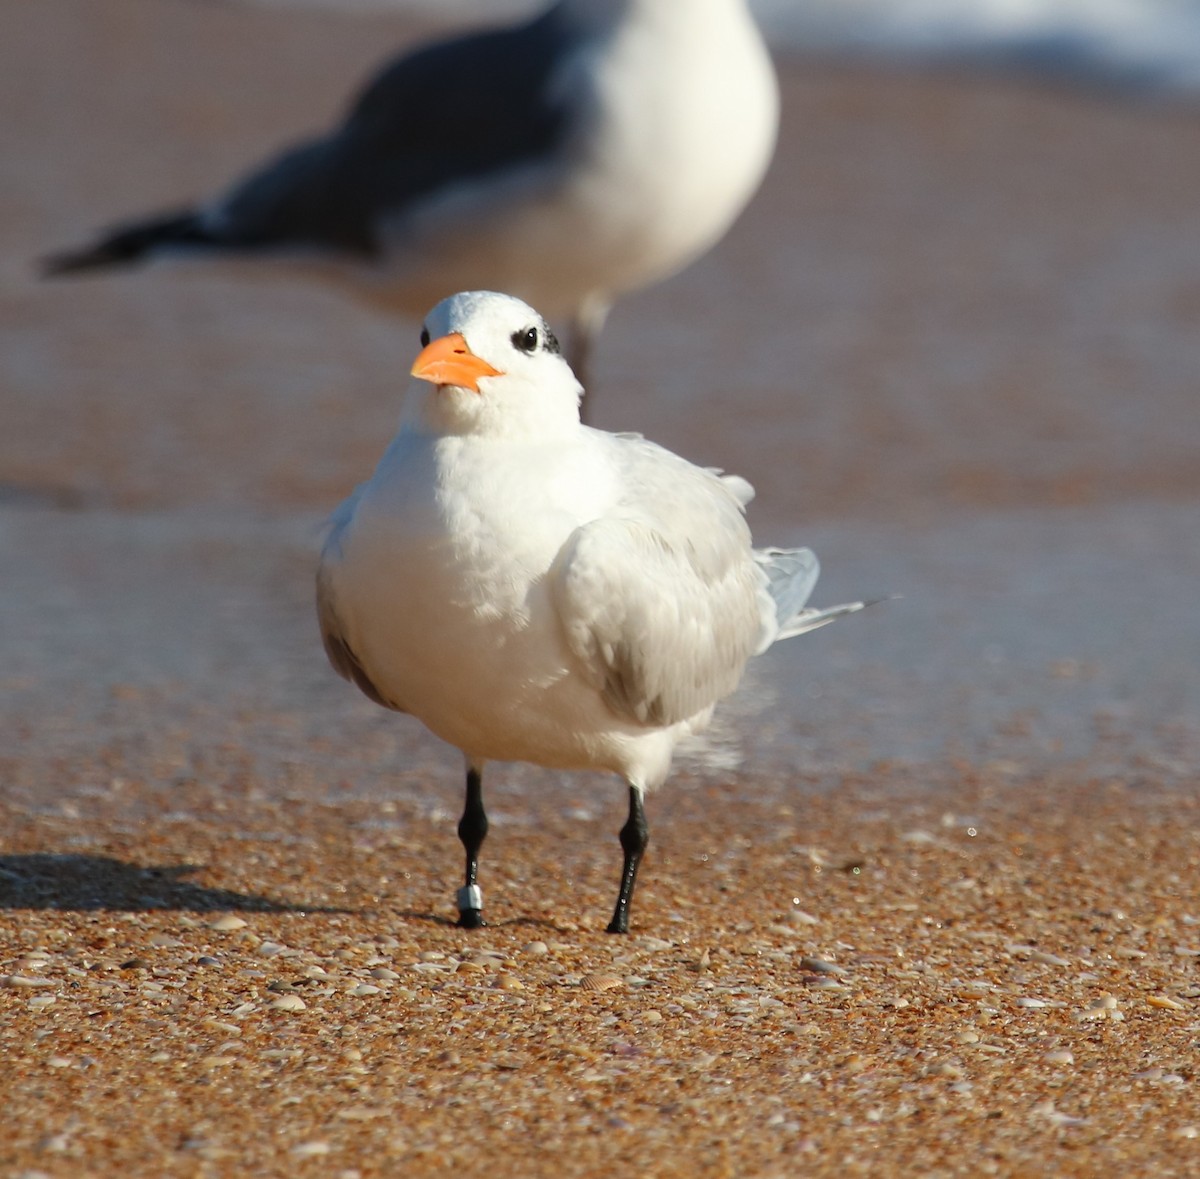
[368,0,780,323]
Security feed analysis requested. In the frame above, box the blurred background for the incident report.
[3,0,1199,814]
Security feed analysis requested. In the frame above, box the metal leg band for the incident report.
[456,884,483,913]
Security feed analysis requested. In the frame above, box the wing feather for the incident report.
[315,503,402,712]
[551,441,770,727]
[316,563,397,710]
[210,10,576,253]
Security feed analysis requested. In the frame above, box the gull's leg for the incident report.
[568,296,611,422]
[456,761,488,929]
[607,785,649,934]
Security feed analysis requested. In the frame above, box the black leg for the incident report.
[456,765,488,929]
[607,786,649,934]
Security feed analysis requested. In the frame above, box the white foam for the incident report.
[756,0,1200,91]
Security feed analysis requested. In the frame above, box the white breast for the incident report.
[324,428,674,774]
[569,0,780,285]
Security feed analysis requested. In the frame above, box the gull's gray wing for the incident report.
[208,7,581,253]
[44,7,580,271]
[550,439,771,728]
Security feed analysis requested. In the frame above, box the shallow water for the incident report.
[3,496,1196,817]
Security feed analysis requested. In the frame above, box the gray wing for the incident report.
[43,8,579,271]
[315,499,397,712]
[208,8,578,254]
[550,440,771,727]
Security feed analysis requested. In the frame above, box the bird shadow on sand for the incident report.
[0,854,353,914]
[395,909,574,935]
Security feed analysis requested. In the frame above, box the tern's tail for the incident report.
[776,598,869,640]
[41,209,214,276]
[755,546,869,643]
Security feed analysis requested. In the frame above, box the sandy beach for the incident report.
[4,1,1200,1175]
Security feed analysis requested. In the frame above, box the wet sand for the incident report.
[4,1,1200,1175]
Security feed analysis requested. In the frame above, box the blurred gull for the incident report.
[42,0,778,396]
[316,290,865,933]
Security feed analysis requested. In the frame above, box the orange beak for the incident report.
[410,332,502,392]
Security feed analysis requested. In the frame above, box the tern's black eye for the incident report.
[512,325,539,354]
[419,327,430,347]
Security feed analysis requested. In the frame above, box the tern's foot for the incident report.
[605,915,629,935]
[456,884,484,928]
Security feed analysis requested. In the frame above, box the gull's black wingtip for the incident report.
[39,243,121,278]
[37,209,209,279]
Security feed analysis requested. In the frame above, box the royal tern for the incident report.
[316,290,865,933]
[42,0,778,394]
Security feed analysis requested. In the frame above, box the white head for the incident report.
[404,291,583,438]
